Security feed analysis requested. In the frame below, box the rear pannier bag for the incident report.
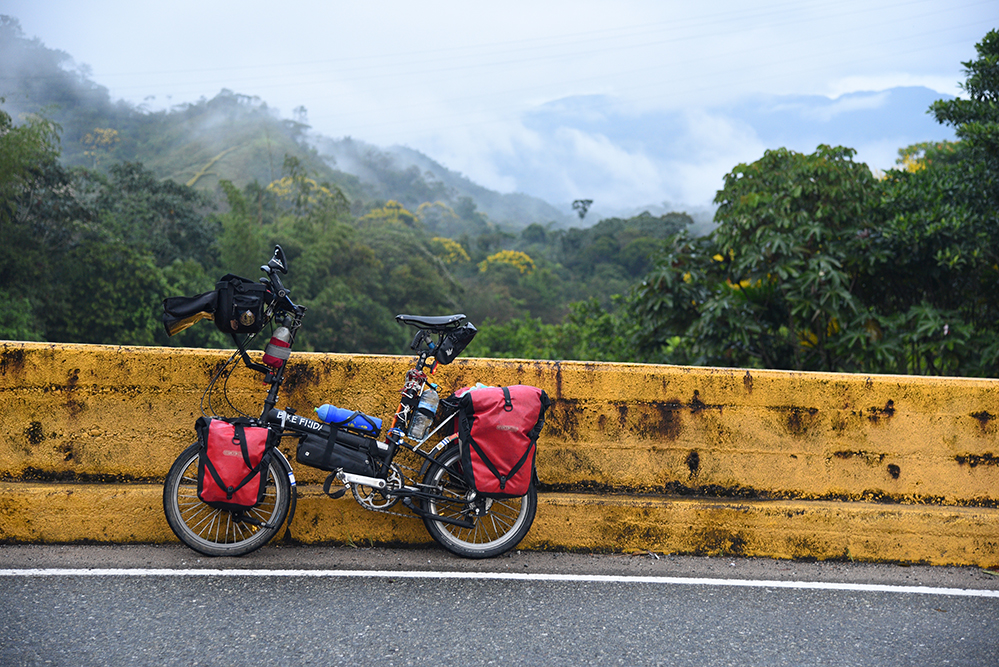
[195,417,274,512]
[457,385,550,498]
[214,273,273,335]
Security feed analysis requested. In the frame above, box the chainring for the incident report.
[351,463,404,511]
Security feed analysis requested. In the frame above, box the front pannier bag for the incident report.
[457,385,550,498]
[195,417,273,512]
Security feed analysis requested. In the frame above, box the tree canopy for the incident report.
[3,20,999,379]
[628,29,999,376]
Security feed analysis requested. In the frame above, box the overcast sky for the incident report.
[4,0,996,209]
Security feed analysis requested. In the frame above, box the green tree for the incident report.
[46,235,165,345]
[216,179,267,278]
[865,29,999,375]
[631,145,881,370]
[628,30,999,376]
[466,298,631,362]
[96,161,218,268]
[0,102,75,340]
[930,29,999,191]
[0,103,61,211]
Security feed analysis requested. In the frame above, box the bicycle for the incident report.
[162,246,539,559]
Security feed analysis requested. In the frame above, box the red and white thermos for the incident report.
[262,326,292,368]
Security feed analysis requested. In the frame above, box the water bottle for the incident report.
[407,385,439,440]
[315,404,383,434]
[262,326,292,368]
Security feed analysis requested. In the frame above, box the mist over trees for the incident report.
[0,15,682,354]
[3,15,998,377]
[628,29,999,376]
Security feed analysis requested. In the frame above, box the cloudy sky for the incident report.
[4,0,995,212]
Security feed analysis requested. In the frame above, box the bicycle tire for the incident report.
[420,442,536,558]
[163,442,291,557]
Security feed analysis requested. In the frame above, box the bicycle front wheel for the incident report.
[420,443,536,558]
[163,442,291,557]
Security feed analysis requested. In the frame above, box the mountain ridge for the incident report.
[1,14,958,231]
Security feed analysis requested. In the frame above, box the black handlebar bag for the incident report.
[195,417,274,512]
[456,385,550,498]
[214,274,273,335]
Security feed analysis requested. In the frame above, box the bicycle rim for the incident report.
[422,444,536,558]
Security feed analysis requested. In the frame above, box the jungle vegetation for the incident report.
[3,16,998,377]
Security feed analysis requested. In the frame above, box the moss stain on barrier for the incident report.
[0,467,159,484]
[866,399,896,424]
[768,405,820,437]
[545,398,581,441]
[955,452,999,468]
[282,361,322,391]
[23,421,45,446]
[545,448,601,477]
[0,345,26,378]
[537,478,991,507]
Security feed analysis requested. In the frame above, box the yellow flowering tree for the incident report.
[430,237,470,264]
[81,128,119,167]
[478,249,535,275]
[357,200,417,227]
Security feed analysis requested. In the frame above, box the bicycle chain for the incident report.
[342,445,469,520]
[350,462,474,521]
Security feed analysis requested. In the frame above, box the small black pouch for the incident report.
[435,323,477,365]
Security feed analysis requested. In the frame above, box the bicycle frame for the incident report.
[229,301,474,525]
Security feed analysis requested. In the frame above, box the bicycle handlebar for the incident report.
[261,268,299,313]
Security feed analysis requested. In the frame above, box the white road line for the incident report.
[1,568,998,598]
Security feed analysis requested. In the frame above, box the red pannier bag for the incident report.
[456,385,550,498]
[195,417,274,511]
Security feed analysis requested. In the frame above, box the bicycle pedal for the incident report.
[322,473,347,499]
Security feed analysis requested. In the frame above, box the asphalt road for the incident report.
[2,545,998,666]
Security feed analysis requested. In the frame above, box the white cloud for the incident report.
[798,91,891,122]
[1,0,982,212]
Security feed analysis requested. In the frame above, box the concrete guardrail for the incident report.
[1,341,997,566]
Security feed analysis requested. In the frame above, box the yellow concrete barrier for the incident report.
[1,341,997,565]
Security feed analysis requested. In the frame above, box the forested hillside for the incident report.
[3,15,999,377]
[0,15,681,354]
[0,17,568,229]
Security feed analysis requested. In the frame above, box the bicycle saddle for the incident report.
[395,313,466,330]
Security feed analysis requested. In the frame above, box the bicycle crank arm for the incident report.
[339,472,387,489]
[401,497,475,529]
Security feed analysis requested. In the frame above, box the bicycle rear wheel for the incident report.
[420,443,536,558]
[163,442,291,557]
